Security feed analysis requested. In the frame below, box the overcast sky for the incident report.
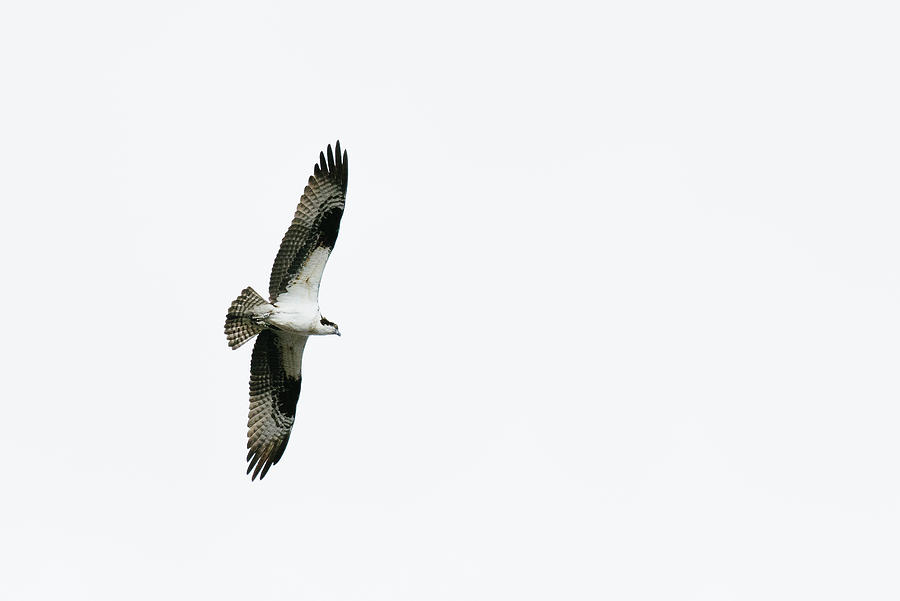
[2,1,900,599]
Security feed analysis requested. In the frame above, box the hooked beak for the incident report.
[335,330,341,337]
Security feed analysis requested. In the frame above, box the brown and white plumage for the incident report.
[245,330,306,480]
[269,142,348,302]
[224,141,348,480]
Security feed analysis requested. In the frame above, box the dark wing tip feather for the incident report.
[247,453,260,475]
[246,445,285,481]
[268,139,349,299]
[310,140,348,194]
[252,453,267,480]
[244,331,299,482]
[334,140,348,194]
[245,447,270,481]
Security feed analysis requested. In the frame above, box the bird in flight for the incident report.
[224,141,348,480]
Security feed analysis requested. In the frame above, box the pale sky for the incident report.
[2,1,900,599]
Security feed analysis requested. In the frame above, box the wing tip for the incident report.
[332,139,348,193]
[313,140,347,177]
[246,450,278,481]
[311,139,348,193]
[246,450,267,481]
[336,140,348,193]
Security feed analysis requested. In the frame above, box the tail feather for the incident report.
[225,287,271,349]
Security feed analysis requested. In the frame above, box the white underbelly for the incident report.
[267,308,320,335]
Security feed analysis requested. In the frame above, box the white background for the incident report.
[2,1,899,599]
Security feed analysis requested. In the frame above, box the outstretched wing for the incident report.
[268,141,348,304]
[246,330,307,480]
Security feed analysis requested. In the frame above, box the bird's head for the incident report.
[319,316,341,336]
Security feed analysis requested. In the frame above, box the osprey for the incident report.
[224,141,348,480]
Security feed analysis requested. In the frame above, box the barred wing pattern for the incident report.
[229,141,348,481]
[246,330,308,480]
[268,141,348,302]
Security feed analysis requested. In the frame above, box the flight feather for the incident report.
[268,141,348,303]
[225,140,348,481]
